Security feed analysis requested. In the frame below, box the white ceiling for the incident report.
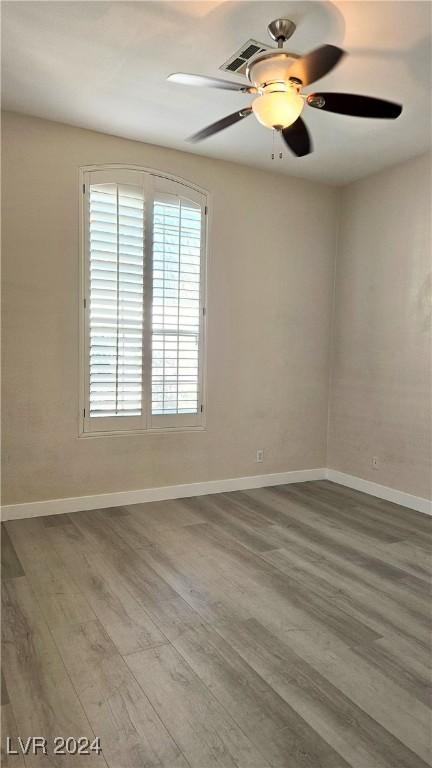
[2,1,431,184]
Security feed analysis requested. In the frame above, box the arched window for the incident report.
[80,166,207,434]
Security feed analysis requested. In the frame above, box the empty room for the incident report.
[1,1,431,766]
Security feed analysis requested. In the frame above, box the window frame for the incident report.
[78,164,208,437]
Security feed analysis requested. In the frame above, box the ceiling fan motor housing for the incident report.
[246,51,301,91]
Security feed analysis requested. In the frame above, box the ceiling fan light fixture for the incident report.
[170,18,402,156]
[252,89,304,129]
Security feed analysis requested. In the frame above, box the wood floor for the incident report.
[1,480,431,767]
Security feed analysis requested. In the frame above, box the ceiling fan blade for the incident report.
[307,92,402,118]
[286,45,345,86]
[188,107,253,143]
[167,73,253,93]
[281,118,312,157]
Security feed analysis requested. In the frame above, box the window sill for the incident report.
[78,425,207,439]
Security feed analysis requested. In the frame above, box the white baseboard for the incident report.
[1,468,326,521]
[2,467,430,522]
[326,469,432,516]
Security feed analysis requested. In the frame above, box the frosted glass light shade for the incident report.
[252,91,304,129]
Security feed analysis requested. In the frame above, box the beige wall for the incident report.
[327,153,432,499]
[1,111,338,505]
[4,113,429,507]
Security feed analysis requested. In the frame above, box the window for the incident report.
[80,167,207,434]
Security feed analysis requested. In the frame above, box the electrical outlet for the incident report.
[256,449,264,463]
[372,456,379,470]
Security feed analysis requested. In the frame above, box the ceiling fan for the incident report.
[167,18,402,157]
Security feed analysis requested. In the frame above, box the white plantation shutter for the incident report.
[151,191,202,427]
[82,167,206,434]
[89,183,144,420]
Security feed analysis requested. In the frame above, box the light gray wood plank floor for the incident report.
[1,480,431,767]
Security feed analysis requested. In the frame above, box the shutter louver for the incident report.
[89,183,144,417]
[152,197,202,415]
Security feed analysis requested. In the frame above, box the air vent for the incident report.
[226,57,245,73]
[220,39,273,78]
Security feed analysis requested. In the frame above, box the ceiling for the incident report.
[2,1,431,184]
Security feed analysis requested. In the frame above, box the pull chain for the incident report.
[271,129,285,161]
